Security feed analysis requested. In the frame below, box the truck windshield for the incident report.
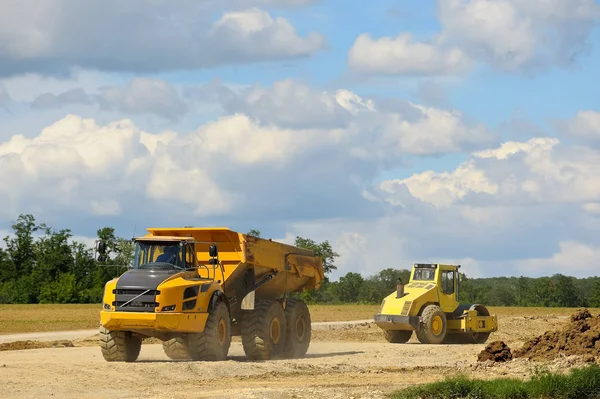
[134,242,185,271]
[413,268,435,281]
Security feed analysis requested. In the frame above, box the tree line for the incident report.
[1,214,599,307]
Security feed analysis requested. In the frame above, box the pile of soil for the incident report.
[477,341,513,362]
[0,340,74,351]
[513,308,600,361]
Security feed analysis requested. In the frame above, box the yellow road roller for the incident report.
[374,263,497,344]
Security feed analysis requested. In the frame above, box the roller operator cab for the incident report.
[97,228,325,363]
[374,263,498,345]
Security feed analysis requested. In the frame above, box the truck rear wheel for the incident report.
[99,325,142,362]
[416,305,447,344]
[283,299,311,358]
[241,299,287,360]
[162,337,192,360]
[384,330,412,343]
[188,301,231,361]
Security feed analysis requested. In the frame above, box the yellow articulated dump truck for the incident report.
[97,228,324,362]
[374,263,497,345]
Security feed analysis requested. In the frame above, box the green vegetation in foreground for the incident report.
[391,364,600,399]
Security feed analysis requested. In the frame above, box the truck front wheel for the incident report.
[188,301,231,361]
[99,325,142,362]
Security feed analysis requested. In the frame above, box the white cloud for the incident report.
[381,161,499,207]
[2,92,600,279]
[438,0,600,71]
[95,78,188,121]
[349,0,600,76]
[189,79,495,156]
[381,136,600,208]
[517,241,600,277]
[0,69,125,103]
[0,2,325,77]
[582,202,600,215]
[0,81,496,232]
[555,110,600,144]
[31,88,92,109]
[348,32,473,76]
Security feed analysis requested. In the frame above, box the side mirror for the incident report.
[209,244,218,258]
[96,239,107,255]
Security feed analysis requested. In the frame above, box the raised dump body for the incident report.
[98,227,324,363]
[145,227,325,298]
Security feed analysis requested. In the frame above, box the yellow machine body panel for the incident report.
[144,228,325,296]
[100,271,224,335]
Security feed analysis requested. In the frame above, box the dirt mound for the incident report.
[0,340,75,351]
[513,308,600,361]
[477,341,513,362]
[570,308,592,322]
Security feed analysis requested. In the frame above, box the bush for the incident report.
[391,364,600,399]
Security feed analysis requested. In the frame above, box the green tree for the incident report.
[333,272,364,302]
[293,236,339,275]
[589,280,600,307]
[247,229,261,237]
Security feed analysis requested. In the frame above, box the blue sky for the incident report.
[1,0,600,280]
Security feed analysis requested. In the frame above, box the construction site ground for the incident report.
[3,308,599,399]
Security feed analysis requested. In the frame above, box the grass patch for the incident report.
[391,364,600,399]
[0,304,102,334]
[2,304,599,335]
[0,304,379,334]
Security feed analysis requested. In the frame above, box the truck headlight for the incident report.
[162,305,176,312]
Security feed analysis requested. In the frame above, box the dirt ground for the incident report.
[2,311,596,398]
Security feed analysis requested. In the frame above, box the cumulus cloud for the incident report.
[349,0,600,75]
[437,0,600,72]
[95,79,189,121]
[348,33,473,76]
[517,241,600,278]
[0,2,325,77]
[555,110,600,144]
[1,108,599,278]
[380,137,600,208]
[0,79,496,227]
[30,78,190,121]
[31,88,92,109]
[188,79,495,156]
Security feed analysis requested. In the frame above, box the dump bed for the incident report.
[144,228,325,298]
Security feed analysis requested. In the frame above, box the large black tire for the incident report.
[415,305,447,344]
[384,330,412,343]
[241,299,287,360]
[283,299,311,358]
[99,325,142,362]
[187,301,232,361]
[162,337,192,360]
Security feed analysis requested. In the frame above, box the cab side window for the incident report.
[185,244,195,268]
[441,271,455,295]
